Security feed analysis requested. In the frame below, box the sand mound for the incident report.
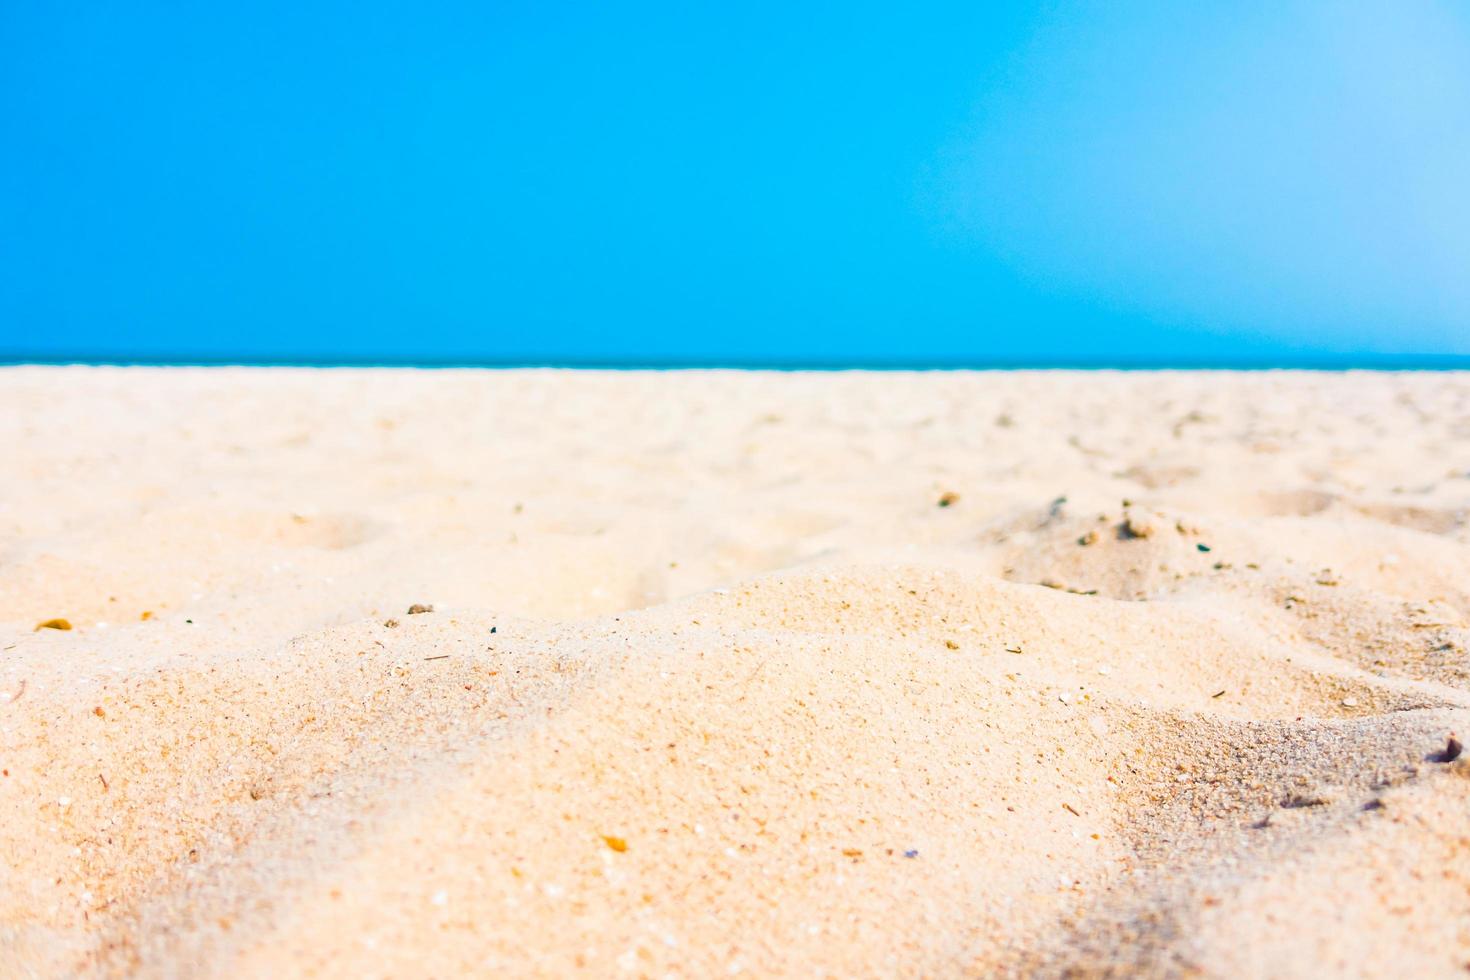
[2,368,1468,977]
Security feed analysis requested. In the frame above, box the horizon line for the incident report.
[4,354,1470,372]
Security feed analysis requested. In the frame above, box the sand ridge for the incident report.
[1,368,1468,976]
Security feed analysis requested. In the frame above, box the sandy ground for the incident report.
[2,367,1469,978]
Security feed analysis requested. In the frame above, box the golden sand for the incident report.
[2,368,1468,976]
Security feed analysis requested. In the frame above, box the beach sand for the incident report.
[2,367,1468,977]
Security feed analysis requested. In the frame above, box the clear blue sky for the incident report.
[3,1,1468,365]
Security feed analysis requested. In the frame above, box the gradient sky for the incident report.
[3,1,1468,365]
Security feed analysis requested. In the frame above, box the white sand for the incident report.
[1,367,1468,976]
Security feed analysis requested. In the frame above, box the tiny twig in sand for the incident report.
[1062,803,1081,817]
[736,658,769,701]
[423,655,451,661]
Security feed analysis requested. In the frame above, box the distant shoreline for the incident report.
[4,355,1470,372]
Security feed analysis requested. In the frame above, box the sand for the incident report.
[2,367,1468,977]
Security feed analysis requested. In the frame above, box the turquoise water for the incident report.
[5,354,1467,370]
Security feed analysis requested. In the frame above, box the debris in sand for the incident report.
[1077,529,1098,546]
[407,604,434,615]
[1120,512,1154,539]
[384,619,400,628]
[1062,803,1081,816]
[35,618,72,631]
[602,835,628,853]
[903,849,919,858]
[937,491,959,508]
[1430,735,1462,763]
[1282,793,1330,809]
[1212,690,1227,699]
[944,639,959,650]
[1196,543,1211,552]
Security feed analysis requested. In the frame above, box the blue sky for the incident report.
[3,1,1468,365]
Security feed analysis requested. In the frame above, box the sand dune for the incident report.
[2,367,1468,977]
